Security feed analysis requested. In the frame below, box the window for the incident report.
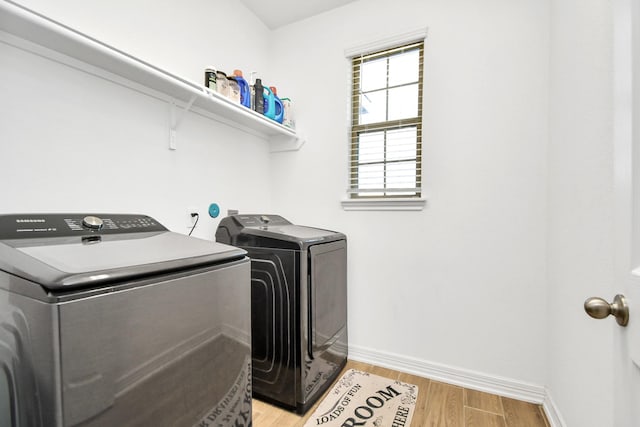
[348,41,424,202]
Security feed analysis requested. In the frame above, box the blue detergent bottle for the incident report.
[263,86,276,120]
[232,69,251,108]
[270,86,284,124]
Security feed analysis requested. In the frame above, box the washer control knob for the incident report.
[82,216,104,230]
[260,215,270,224]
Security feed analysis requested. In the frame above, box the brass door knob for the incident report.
[584,294,629,326]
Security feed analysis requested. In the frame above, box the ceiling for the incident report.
[239,0,357,30]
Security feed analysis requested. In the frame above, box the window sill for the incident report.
[341,198,427,211]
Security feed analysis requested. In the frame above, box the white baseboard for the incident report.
[542,391,567,427]
[348,344,565,427]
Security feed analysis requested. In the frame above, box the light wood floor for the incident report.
[252,360,550,427]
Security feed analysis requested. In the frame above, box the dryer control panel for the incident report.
[231,214,291,228]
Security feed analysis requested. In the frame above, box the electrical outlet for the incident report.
[186,207,198,228]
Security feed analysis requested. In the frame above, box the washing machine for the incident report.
[0,213,252,427]
[216,214,347,414]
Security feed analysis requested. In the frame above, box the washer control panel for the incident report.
[0,213,167,239]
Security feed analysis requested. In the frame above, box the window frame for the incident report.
[342,29,428,211]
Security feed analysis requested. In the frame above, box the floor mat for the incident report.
[303,368,418,427]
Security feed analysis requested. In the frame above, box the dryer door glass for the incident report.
[308,240,347,357]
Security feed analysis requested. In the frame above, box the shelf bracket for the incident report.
[168,94,197,150]
[270,133,306,153]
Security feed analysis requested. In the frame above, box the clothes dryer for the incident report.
[216,214,347,414]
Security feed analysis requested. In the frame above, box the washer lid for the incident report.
[0,214,246,290]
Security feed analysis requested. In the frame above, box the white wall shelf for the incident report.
[0,0,302,152]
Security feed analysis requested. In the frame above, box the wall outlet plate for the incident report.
[186,207,198,228]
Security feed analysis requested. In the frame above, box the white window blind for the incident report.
[348,41,424,199]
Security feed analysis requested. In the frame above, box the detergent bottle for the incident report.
[232,70,251,108]
[216,70,229,98]
[270,86,284,124]
[263,86,276,120]
[227,77,241,103]
[253,78,264,114]
[204,67,217,91]
[281,98,295,128]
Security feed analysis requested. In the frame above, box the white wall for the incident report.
[2,1,623,425]
[269,0,550,386]
[547,0,615,426]
[1,0,274,238]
